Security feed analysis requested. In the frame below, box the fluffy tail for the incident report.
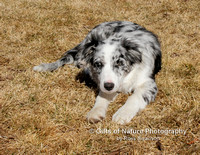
[33,50,77,72]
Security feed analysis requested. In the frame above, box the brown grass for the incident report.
[0,0,199,154]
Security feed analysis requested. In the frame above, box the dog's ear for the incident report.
[82,32,105,64]
[82,42,96,64]
[75,39,98,68]
[121,38,142,65]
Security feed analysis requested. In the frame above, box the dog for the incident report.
[33,21,161,125]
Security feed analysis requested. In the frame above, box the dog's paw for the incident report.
[87,107,106,124]
[112,106,137,125]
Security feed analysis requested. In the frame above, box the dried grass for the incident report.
[0,0,199,154]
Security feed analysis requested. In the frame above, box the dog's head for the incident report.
[82,37,142,94]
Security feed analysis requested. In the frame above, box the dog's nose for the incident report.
[104,82,114,91]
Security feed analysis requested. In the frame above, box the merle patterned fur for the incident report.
[33,21,161,125]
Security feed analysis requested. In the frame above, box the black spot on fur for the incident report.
[134,33,143,37]
[151,52,162,78]
[114,25,125,33]
[125,30,134,33]
[150,90,156,95]
[137,27,146,31]
[143,96,150,104]
[150,42,156,51]
[153,86,158,91]
[90,32,105,45]
[111,38,120,42]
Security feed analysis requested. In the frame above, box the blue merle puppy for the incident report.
[33,21,161,125]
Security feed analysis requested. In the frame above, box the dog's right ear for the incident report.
[82,32,105,64]
[82,42,96,63]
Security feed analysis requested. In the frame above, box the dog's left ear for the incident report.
[121,38,142,65]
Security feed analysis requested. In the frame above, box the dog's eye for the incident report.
[115,59,125,67]
[94,61,103,69]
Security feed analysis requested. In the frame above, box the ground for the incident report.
[0,0,199,154]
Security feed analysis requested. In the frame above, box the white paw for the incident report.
[112,106,137,125]
[87,107,106,123]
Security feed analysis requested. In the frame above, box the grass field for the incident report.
[0,0,199,154]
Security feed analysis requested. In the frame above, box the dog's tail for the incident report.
[33,48,78,72]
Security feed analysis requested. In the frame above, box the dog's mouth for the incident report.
[101,89,117,94]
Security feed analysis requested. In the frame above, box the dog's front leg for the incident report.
[87,91,117,123]
[112,80,158,125]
